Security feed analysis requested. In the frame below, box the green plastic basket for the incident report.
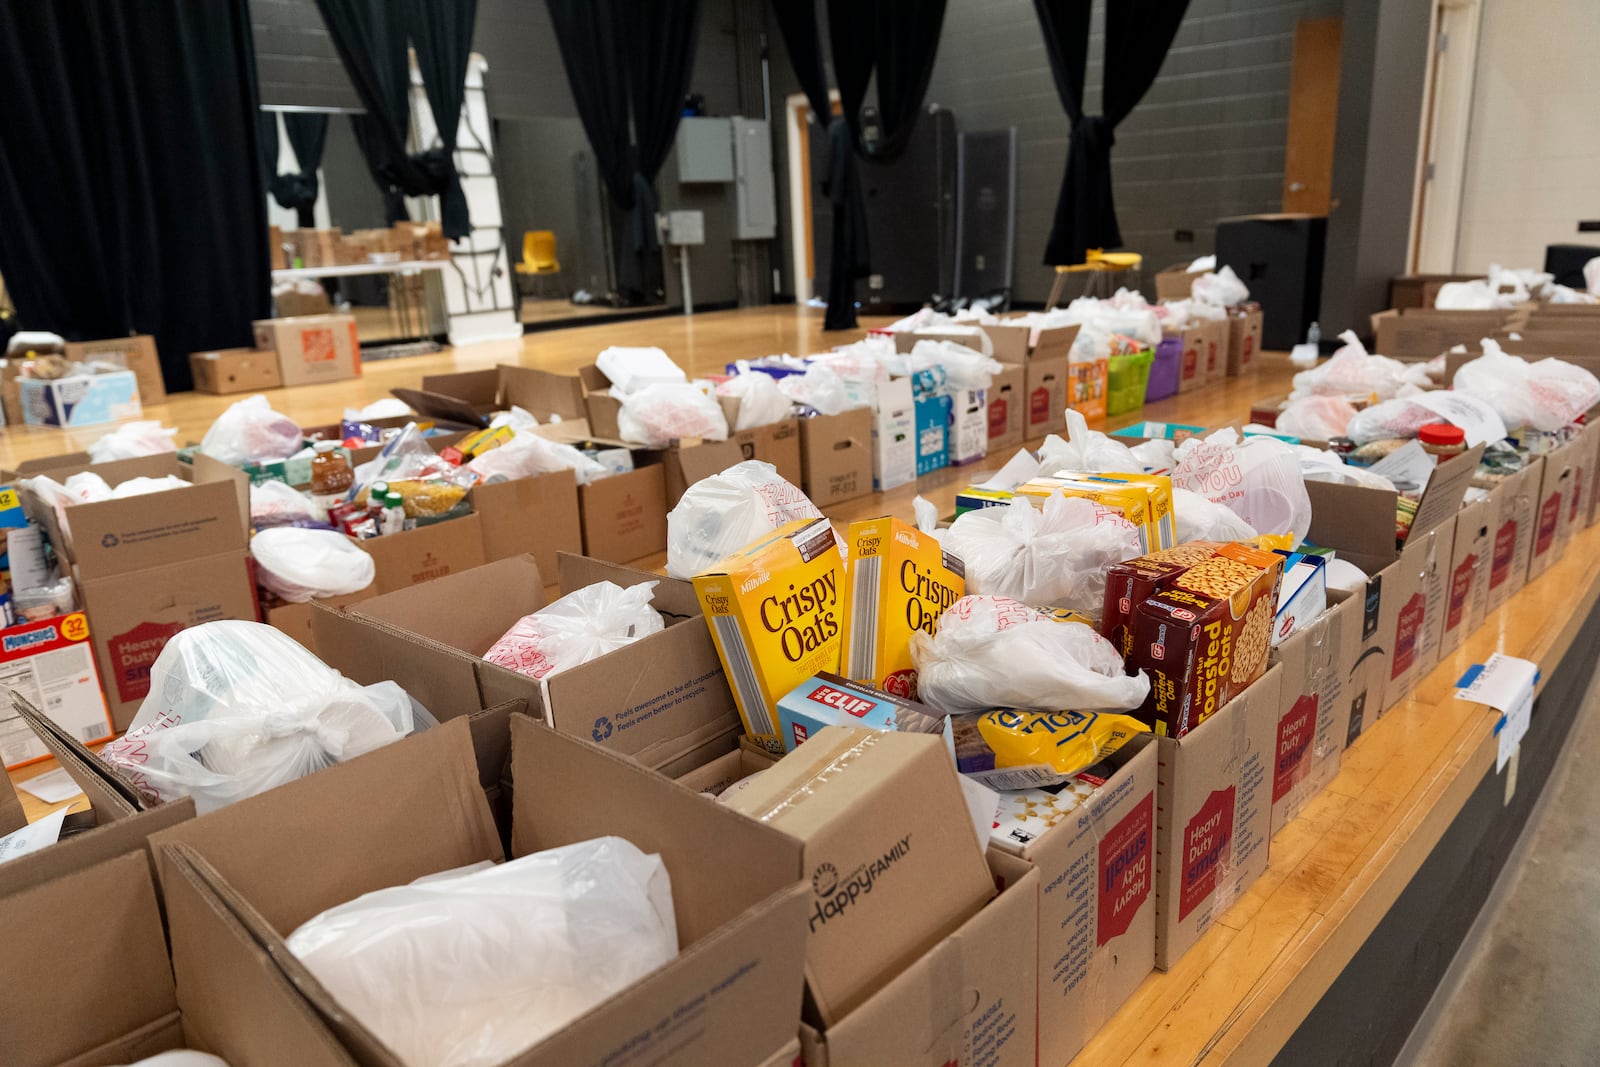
[1107,349,1155,417]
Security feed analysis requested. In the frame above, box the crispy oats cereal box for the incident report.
[694,517,844,754]
[840,516,965,698]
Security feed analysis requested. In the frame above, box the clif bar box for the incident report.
[776,672,945,752]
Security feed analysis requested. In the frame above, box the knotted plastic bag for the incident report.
[778,363,856,415]
[250,479,321,528]
[942,495,1142,620]
[616,383,729,447]
[100,621,416,813]
[252,527,376,601]
[89,421,178,463]
[1035,409,1142,474]
[286,837,677,1067]
[1173,486,1258,543]
[465,431,607,485]
[1452,339,1600,432]
[1174,428,1313,544]
[484,581,664,681]
[1190,265,1250,307]
[198,395,303,466]
[716,369,794,429]
[911,595,1150,714]
[1290,331,1412,402]
[1275,394,1358,441]
[665,460,824,578]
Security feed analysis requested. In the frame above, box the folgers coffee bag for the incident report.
[694,517,844,754]
[839,516,964,698]
[1126,542,1283,737]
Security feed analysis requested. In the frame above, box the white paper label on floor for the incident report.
[17,767,81,804]
[0,806,70,865]
[1455,653,1538,773]
[1409,392,1508,448]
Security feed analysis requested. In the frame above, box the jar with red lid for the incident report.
[1418,423,1466,459]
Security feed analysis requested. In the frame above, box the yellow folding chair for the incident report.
[1046,249,1145,308]
[515,230,564,299]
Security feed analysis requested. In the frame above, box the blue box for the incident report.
[914,395,951,476]
[19,371,142,428]
[776,672,945,753]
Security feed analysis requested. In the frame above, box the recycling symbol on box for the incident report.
[101,533,120,548]
[591,717,614,743]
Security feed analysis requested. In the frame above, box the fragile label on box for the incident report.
[0,612,113,768]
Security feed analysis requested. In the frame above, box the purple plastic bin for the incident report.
[1145,337,1182,401]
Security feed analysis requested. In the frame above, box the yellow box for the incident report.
[693,517,844,754]
[840,516,965,698]
[1017,471,1175,552]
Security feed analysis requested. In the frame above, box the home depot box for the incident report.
[1527,434,1585,580]
[1226,305,1264,374]
[873,377,916,491]
[1154,664,1281,969]
[252,314,362,387]
[799,407,874,507]
[1482,457,1544,612]
[149,714,809,1067]
[1028,355,1071,435]
[190,347,284,395]
[991,737,1157,1065]
[1441,495,1495,661]
[1269,593,1353,835]
[987,363,1026,451]
[0,609,112,769]
[313,553,740,770]
[64,334,166,405]
[723,727,996,1026]
[799,851,1037,1067]
[19,370,141,427]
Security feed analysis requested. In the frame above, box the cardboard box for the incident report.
[1442,495,1495,661]
[270,223,288,270]
[799,408,874,507]
[1372,308,1513,361]
[314,554,741,771]
[800,851,1038,1067]
[1528,434,1584,580]
[190,347,284,395]
[1584,420,1600,528]
[914,395,951,475]
[1155,262,1200,302]
[579,463,668,564]
[253,314,362,387]
[0,610,112,769]
[1379,521,1456,710]
[471,470,581,578]
[359,514,487,594]
[400,364,590,431]
[1169,325,1206,393]
[266,586,375,657]
[1200,316,1230,382]
[723,727,996,1026]
[987,363,1026,451]
[1154,664,1281,969]
[719,396,804,486]
[1028,355,1071,435]
[65,334,166,406]
[1389,273,1483,311]
[891,325,994,355]
[673,736,779,795]
[1226,305,1264,374]
[1269,593,1353,835]
[949,387,988,466]
[1482,458,1544,612]
[150,714,809,1067]
[19,370,141,427]
[979,320,1081,365]
[872,378,916,491]
[990,738,1157,1065]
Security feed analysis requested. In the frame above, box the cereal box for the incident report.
[1100,542,1223,656]
[840,516,965,697]
[1018,472,1175,552]
[776,672,945,752]
[1128,543,1283,738]
[693,517,844,754]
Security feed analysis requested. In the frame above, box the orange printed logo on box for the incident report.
[1098,792,1153,943]
[300,326,337,364]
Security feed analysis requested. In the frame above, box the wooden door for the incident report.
[1283,17,1343,215]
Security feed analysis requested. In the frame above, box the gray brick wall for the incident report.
[251,0,358,110]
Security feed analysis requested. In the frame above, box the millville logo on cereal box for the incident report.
[693,517,843,754]
[839,516,964,698]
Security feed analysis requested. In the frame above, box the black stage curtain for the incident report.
[316,0,476,239]
[0,0,270,393]
[771,0,947,330]
[546,0,701,302]
[267,113,330,229]
[1036,0,1191,266]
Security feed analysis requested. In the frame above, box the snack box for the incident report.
[1101,543,1222,657]
[1128,543,1285,738]
[953,485,1015,515]
[1018,471,1175,552]
[1272,551,1328,646]
[694,517,844,754]
[839,516,965,697]
[776,672,944,753]
[950,709,1146,792]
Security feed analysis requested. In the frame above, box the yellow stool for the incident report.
[515,229,564,299]
[1046,249,1145,308]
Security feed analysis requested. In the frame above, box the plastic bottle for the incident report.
[380,491,407,536]
[310,442,354,514]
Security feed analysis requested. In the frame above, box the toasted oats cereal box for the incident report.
[1128,542,1283,738]
[694,517,844,754]
[1101,542,1225,657]
[840,516,965,698]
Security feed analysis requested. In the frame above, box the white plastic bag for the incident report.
[252,528,376,601]
[1130,438,1176,473]
[100,621,416,813]
[1586,256,1600,296]
[1036,409,1142,473]
[1173,487,1258,543]
[1174,429,1313,544]
[665,460,824,578]
[595,346,687,396]
[900,339,1002,392]
[910,595,1150,714]
[249,479,321,528]
[1275,395,1357,441]
[1290,330,1412,401]
[616,383,729,448]
[114,1054,230,1067]
[1344,397,1439,445]
[287,837,676,1067]
[716,370,793,430]
[1190,265,1249,307]
[89,421,178,463]
[942,495,1142,619]
[1452,339,1600,432]
[465,431,607,485]
[199,395,303,466]
[778,363,856,415]
[346,398,413,421]
[483,581,664,680]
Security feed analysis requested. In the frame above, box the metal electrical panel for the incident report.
[675,117,735,183]
[732,117,777,240]
[954,128,1017,299]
